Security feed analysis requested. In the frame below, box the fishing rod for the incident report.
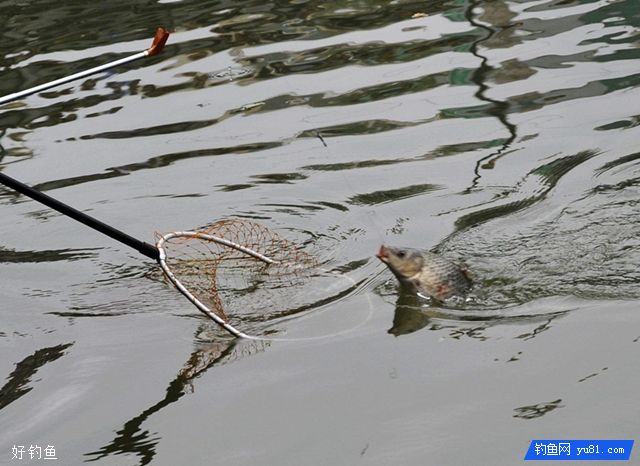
[0,26,172,262]
[0,25,278,339]
[0,27,170,106]
[0,26,350,340]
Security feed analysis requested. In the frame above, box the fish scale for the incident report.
[377,245,472,301]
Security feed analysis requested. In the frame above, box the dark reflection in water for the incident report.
[0,342,74,411]
[85,330,268,464]
[0,246,95,263]
[513,399,564,420]
[386,286,566,339]
[349,183,441,206]
[465,0,518,188]
[29,141,284,192]
[577,367,607,383]
[388,292,432,336]
[245,34,479,81]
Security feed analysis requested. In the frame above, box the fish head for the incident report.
[376,245,424,281]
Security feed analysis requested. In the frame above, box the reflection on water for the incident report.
[384,285,568,339]
[465,0,518,186]
[85,330,268,464]
[0,343,74,411]
[513,398,564,420]
[0,246,94,263]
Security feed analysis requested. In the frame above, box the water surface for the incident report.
[1,0,640,464]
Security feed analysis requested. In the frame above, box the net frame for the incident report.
[154,219,369,341]
[156,230,276,338]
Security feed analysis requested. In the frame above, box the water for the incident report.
[1,0,639,464]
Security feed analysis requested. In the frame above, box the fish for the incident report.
[376,245,472,301]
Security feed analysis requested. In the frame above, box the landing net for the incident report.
[156,219,327,338]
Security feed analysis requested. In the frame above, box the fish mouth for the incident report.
[376,245,389,262]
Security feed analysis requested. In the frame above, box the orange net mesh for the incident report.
[157,219,322,332]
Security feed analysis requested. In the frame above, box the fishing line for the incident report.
[314,130,388,246]
[244,273,375,343]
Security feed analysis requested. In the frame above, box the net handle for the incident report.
[0,171,160,260]
[156,231,277,339]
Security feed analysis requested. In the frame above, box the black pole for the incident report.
[0,172,160,261]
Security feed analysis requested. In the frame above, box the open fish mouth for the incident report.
[376,245,390,261]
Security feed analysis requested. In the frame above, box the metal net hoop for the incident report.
[155,219,320,338]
